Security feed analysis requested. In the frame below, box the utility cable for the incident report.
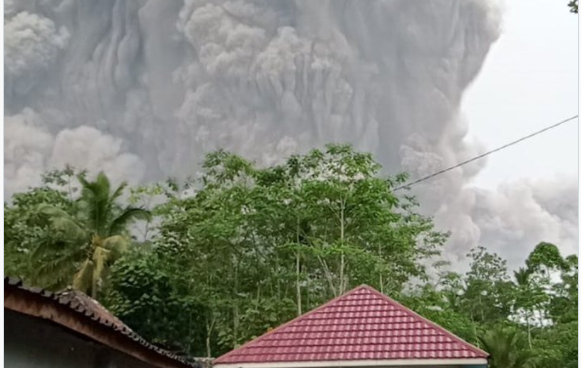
[393,115,579,192]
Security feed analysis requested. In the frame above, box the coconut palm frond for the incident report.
[33,252,82,290]
[31,240,88,267]
[30,238,64,261]
[108,207,151,236]
[514,351,539,368]
[514,267,531,286]
[35,172,139,298]
[110,181,129,205]
[38,204,77,225]
[33,204,89,270]
[478,327,537,368]
[38,204,88,241]
[78,172,112,236]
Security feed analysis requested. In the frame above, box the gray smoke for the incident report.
[4,0,577,265]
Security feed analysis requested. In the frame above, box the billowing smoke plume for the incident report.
[4,0,577,265]
[473,177,578,265]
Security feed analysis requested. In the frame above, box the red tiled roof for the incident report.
[214,285,488,365]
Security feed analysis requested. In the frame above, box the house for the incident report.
[4,277,200,368]
[214,285,489,368]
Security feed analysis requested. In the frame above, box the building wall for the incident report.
[5,310,159,368]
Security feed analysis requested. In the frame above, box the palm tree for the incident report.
[33,172,150,298]
[478,326,538,368]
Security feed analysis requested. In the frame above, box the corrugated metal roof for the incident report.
[214,285,488,364]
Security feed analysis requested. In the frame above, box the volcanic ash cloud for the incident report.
[4,0,577,264]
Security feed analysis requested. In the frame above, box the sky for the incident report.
[464,0,578,189]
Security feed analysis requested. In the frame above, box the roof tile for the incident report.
[214,285,488,365]
[5,278,199,368]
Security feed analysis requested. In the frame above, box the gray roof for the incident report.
[5,277,201,368]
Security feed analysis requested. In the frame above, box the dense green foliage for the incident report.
[4,145,577,367]
[5,168,150,297]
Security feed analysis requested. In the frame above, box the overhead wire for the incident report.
[393,115,579,192]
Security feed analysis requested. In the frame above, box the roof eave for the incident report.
[214,358,489,368]
[4,277,197,368]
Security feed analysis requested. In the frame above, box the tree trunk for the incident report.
[233,257,240,346]
[339,199,346,294]
[296,220,302,316]
[526,314,532,349]
[206,315,214,358]
[378,243,384,293]
[296,251,302,316]
[317,256,337,297]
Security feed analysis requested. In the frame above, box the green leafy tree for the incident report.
[4,168,79,282]
[534,321,577,368]
[275,145,445,298]
[526,242,567,275]
[105,248,210,356]
[108,145,447,355]
[523,242,566,326]
[569,0,578,13]
[512,267,543,348]
[463,247,515,324]
[534,254,578,368]
[34,172,150,297]
[548,255,578,324]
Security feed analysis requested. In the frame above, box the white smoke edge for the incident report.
[3,0,577,267]
[473,175,579,264]
[5,109,145,197]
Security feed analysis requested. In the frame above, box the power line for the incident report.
[393,115,579,192]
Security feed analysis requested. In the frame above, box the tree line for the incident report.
[4,145,577,368]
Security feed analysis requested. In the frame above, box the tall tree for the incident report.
[34,172,150,297]
[107,145,447,355]
[513,267,539,348]
[463,247,515,324]
[524,242,566,326]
